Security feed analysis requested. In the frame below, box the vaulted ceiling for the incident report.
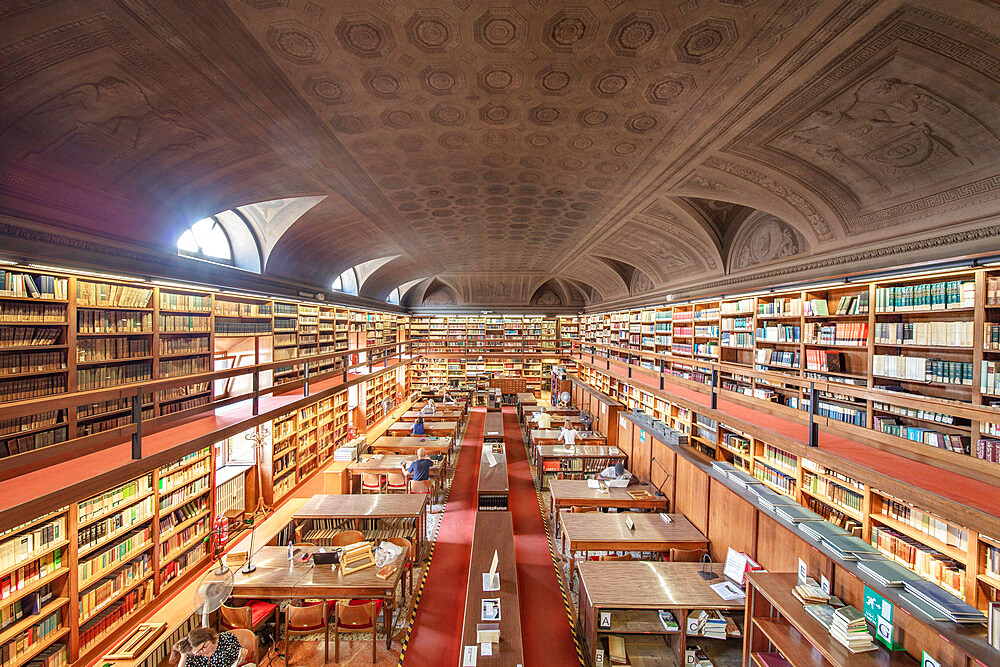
[3,1,1000,308]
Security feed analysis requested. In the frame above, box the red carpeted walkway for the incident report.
[503,407,580,666]
[404,409,484,666]
[589,357,1000,516]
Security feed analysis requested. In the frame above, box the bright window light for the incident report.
[177,216,233,262]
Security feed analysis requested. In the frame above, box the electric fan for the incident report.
[194,560,234,627]
[579,408,594,431]
[559,390,571,406]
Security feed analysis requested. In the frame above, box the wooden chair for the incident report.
[385,471,408,493]
[228,629,257,667]
[333,599,383,664]
[599,554,633,561]
[409,479,431,494]
[331,530,365,547]
[282,602,330,666]
[571,506,596,513]
[361,473,383,493]
[385,536,414,598]
[220,601,278,663]
[669,547,708,562]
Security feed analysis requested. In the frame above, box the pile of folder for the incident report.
[333,446,358,461]
[901,579,987,624]
[829,606,876,653]
[856,559,923,588]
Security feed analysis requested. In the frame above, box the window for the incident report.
[332,267,358,296]
[177,216,233,262]
[386,287,400,305]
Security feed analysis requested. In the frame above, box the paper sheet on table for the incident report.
[486,451,498,467]
[587,479,600,488]
[462,646,477,666]
[710,581,746,601]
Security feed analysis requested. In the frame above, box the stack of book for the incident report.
[799,518,850,543]
[657,609,678,632]
[792,583,830,605]
[775,504,824,524]
[829,606,876,653]
[901,579,987,624]
[857,558,923,588]
[333,445,358,461]
[726,468,762,490]
[751,486,797,512]
[822,534,881,561]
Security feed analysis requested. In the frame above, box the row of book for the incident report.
[273,317,297,332]
[214,320,271,336]
[721,316,752,331]
[833,292,869,315]
[0,427,67,458]
[879,500,968,549]
[872,355,973,385]
[693,343,718,357]
[721,298,754,315]
[0,518,65,572]
[694,325,719,337]
[158,477,210,514]
[77,310,152,334]
[158,498,208,538]
[870,525,965,598]
[754,349,799,368]
[872,400,955,425]
[159,337,209,356]
[761,444,796,472]
[0,273,67,301]
[802,472,863,513]
[76,409,152,438]
[158,314,210,333]
[78,583,152,652]
[158,541,207,588]
[976,437,1000,463]
[805,498,862,536]
[0,352,65,376]
[813,398,866,426]
[156,383,208,403]
[23,644,67,667]
[0,611,62,666]
[0,550,63,601]
[76,282,152,309]
[0,584,52,631]
[77,338,150,363]
[159,394,209,416]
[78,496,155,554]
[757,298,801,317]
[873,417,969,454]
[0,411,62,438]
[0,304,65,324]
[804,349,846,373]
[804,322,868,346]
[76,361,152,391]
[876,321,973,347]
[752,461,795,495]
[159,460,210,495]
[159,516,209,563]
[756,325,799,342]
[0,327,61,349]
[78,527,152,586]
[79,553,152,620]
[158,293,211,312]
[78,475,153,524]
[986,542,1000,581]
[0,376,66,403]
[213,301,272,317]
[875,280,975,312]
[158,357,210,379]
[721,332,753,347]
[722,432,750,454]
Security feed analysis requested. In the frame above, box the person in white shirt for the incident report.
[421,399,436,415]
[558,425,579,445]
[532,407,552,429]
[597,461,631,481]
[442,391,457,405]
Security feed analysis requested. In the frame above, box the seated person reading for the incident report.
[171,628,243,667]
[557,424,579,445]
[401,447,433,482]
[421,399,436,415]
[597,461,632,482]
[532,406,552,429]
[442,391,457,405]
[411,416,426,436]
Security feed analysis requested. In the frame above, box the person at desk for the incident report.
[411,416,426,436]
[171,628,243,667]
[421,399,436,415]
[533,406,552,428]
[597,461,632,482]
[401,447,434,496]
[558,424,580,445]
[442,391,457,405]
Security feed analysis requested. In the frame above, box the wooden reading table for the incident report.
[293,493,429,561]
[371,435,453,461]
[459,511,524,666]
[479,441,509,511]
[483,410,504,446]
[230,545,405,654]
[547,480,667,533]
[386,420,458,439]
[578,561,744,666]
[530,430,606,447]
[533,441,618,489]
[560,513,708,586]
[399,409,464,423]
[522,405,578,430]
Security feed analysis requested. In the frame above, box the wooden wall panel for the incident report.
[674,455,709,535]
[648,439,674,504]
[616,416,634,461]
[755,513,832,583]
[630,426,652,485]
[707,478,757,561]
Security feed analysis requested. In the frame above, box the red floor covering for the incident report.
[403,409,484,666]
[502,407,580,666]
[591,357,1000,516]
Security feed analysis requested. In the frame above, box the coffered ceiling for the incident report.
[2,1,1000,308]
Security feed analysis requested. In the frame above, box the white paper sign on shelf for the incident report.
[483,550,500,591]
[462,646,477,666]
[480,643,492,657]
[723,547,748,585]
[797,558,808,585]
[710,581,746,601]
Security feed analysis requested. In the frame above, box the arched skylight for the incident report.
[386,287,400,305]
[332,267,358,296]
[177,216,233,262]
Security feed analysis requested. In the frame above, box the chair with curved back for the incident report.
[385,471,408,493]
[330,530,365,547]
[361,473,383,493]
[333,599,383,664]
[282,602,330,666]
[571,506,597,513]
[385,536,414,599]
[227,629,257,667]
[599,554,633,561]
[669,547,708,562]
[220,601,277,664]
